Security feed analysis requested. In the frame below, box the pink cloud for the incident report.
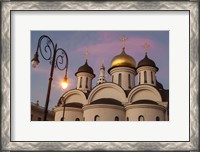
[76,36,158,56]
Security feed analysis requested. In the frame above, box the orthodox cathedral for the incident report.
[53,37,169,121]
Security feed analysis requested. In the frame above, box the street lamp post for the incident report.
[31,35,69,121]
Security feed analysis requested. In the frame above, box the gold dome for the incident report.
[110,50,136,68]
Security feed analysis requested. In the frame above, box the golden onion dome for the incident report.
[110,49,136,69]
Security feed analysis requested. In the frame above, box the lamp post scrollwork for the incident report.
[31,35,69,121]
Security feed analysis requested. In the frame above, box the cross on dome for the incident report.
[120,35,128,49]
[143,42,150,55]
[85,48,89,61]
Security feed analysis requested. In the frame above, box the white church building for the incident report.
[53,39,169,121]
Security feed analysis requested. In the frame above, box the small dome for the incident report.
[75,60,95,76]
[132,100,158,105]
[138,53,158,70]
[91,98,123,106]
[110,49,136,69]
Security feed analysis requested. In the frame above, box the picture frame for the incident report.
[1,1,199,151]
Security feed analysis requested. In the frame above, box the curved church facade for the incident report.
[53,41,169,121]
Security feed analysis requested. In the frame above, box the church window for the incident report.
[115,116,119,121]
[139,73,141,84]
[118,73,122,86]
[138,115,144,121]
[144,71,147,83]
[126,117,129,121]
[151,71,154,84]
[86,77,88,88]
[80,77,82,88]
[156,116,160,121]
[38,117,42,121]
[75,118,80,121]
[94,115,100,121]
[128,74,131,88]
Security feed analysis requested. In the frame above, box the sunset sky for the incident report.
[31,31,169,110]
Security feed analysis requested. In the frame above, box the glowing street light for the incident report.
[61,75,68,89]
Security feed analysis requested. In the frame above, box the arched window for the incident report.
[138,115,144,121]
[156,116,160,121]
[126,117,129,121]
[80,77,82,88]
[86,77,88,88]
[151,71,154,84]
[144,71,147,83]
[128,74,131,88]
[75,118,80,121]
[38,117,41,121]
[139,73,141,84]
[94,115,100,121]
[112,75,114,82]
[118,73,122,86]
[115,116,119,121]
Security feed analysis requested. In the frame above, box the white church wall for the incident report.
[54,107,83,121]
[83,105,125,121]
[125,104,166,121]
[165,110,169,121]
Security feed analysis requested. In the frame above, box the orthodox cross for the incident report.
[143,42,150,55]
[85,48,89,61]
[120,35,128,48]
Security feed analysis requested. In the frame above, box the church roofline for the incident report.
[133,84,169,102]
[91,82,128,97]
[57,83,168,107]
[57,89,89,106]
